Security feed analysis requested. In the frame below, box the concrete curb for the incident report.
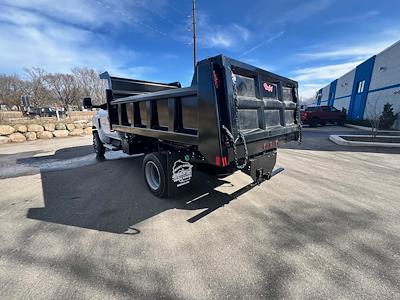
[344,124,371,131]
[329,135,400,148]
[344,124,400,135]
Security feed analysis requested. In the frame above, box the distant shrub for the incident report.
[379,103,399,130]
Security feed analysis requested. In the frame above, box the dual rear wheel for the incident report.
[142,153,168,198]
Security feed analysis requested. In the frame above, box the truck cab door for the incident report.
[97,109,120,143]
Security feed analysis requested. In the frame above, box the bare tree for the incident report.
[44,73,82,107]
[24,68,52,107]
[72,67,106,105]
[1,66,107,110]
[0,74,30,107]
[365,95,383,139]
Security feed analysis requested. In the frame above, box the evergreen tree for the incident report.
[379,103,399,129]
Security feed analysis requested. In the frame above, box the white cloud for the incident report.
[203,25,251,49]
[196,13,251,49]
[293,61,363,98]
[293,61,362,82]
[294,37,400,99]
[0,2,159,78]
[298,42,392,61]
[0,0,170,29]
[325,10,379,25]
[298,83,326,100]
[2,0,114,28]
[208,33,233,48]
[232,24,251,42]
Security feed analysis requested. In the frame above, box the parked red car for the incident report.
[301,106,346,127]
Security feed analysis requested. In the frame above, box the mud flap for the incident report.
[166,151,196,197]
[242,150,277,183]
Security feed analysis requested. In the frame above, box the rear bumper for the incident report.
[226,128,299,160]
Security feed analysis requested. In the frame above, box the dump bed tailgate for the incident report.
[210,56,300,164]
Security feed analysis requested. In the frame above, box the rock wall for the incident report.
[0,120,93,144]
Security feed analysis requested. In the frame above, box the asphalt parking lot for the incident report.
[1,126,399,299]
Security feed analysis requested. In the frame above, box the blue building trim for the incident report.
[328,80,337,107]
[348,56,376,120]
[334,94,351,100]
[329,83,400,102]
[369,83,400,93]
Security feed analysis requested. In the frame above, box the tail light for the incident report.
[213,70,220,89]
[300,112,309,119]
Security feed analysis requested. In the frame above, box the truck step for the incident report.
[103,144,119,151]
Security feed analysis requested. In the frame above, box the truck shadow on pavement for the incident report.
[25,149,255,234]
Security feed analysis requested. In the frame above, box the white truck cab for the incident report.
[94,108,120,145]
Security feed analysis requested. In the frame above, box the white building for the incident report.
[312,40,400,129]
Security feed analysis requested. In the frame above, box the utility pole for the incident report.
[192,0,197,70]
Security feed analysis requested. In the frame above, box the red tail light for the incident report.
[216,156,228,167]
[213,70,220,89]
[300,112,309,121]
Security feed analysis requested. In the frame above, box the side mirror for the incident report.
[83,97,92,109]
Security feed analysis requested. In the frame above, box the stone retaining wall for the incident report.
[0,120,93,144]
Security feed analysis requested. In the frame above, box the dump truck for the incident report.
[83,55,301,197]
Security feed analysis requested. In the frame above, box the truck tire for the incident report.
[143,153,168,198]
[310,118,319,127]
[93,131,105,159]
[337,118,345,126]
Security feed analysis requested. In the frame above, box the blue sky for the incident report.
[0,0,399,99]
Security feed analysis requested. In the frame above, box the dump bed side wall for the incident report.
[108,87,199,146]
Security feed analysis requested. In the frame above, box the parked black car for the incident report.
[28,107,65,118]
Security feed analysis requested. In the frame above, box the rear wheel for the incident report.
[93,131,105,159]
[310,118,319,127]
[143,153,168,198]
[337,118,345,126]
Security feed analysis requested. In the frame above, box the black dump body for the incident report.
[103,55,300,173]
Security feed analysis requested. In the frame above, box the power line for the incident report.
[134,0,177,26]
[163,1,190,19]
[95,0,190,45]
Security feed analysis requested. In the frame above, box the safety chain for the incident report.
[297,107,303,144]
[221,70,249,170]
[298,122,303,144]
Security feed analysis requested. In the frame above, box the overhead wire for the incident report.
[95,0,190,45]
